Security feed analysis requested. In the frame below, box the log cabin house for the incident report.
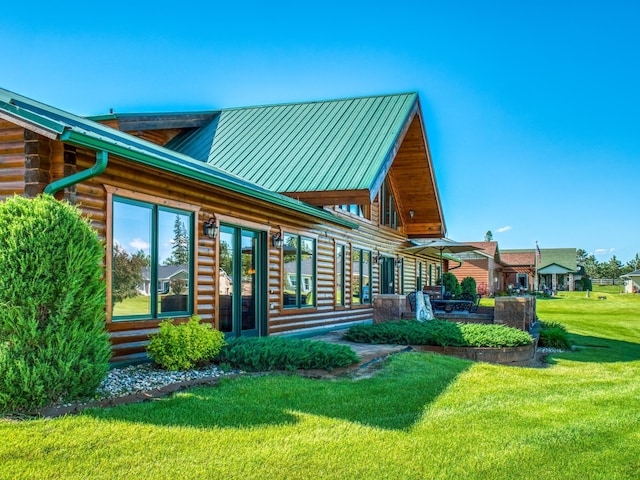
[0,87,446,363]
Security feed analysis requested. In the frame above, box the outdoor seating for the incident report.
[405,291,481,315]
[430,292,481,313]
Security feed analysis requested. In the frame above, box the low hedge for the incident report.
[218,336,359,372]
[538,321,571,350]
[344,320,532,348]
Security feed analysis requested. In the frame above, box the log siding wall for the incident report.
[0,123,442,362]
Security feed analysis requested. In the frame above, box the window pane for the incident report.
[300,237,314,307]
[241,231,257,331]
[112,201,152,317]
[336,245,344,306]
[363,251,371,304]
[283,234,299,307]
[158,210,191,314]
[219,228,234,333]
[352,249,361,305]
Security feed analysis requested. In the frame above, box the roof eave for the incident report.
[60,129,359,230]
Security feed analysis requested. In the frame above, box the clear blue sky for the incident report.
[2,1,638,264]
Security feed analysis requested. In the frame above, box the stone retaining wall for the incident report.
[411,343,535,365]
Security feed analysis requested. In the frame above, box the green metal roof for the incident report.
[167,93,419,194]
[0,87,357,230]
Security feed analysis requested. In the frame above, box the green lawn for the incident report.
[2,293,640,479]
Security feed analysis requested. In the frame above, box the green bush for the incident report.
[147,316,226,370]
[460,277,477,296]
[0,195,111,414]
[218,336,360,372]
[442,272,461,297]
[580,277,593,292]
[538,321,571,350]
[344,320,532,348]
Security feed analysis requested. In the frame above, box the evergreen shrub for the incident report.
[442,272,461,297]
[147,316,226,370]
[0,195,111,414]
[538,321,571,350]
[460,277,477,296]
[218,336,360,372]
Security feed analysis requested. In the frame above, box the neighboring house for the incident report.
[139,265,189,296]
[501,248,578,292]
[0,87,446,362]
[622,270,640,294]
[450,242,502,295]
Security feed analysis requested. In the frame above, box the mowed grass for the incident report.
[2,292,640,479]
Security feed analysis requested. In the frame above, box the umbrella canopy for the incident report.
[402,239,478,258]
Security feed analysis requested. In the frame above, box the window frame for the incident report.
[105,186,199,322]
[351,247,372,306]
[282,233,316,309]
[336,243,345,306]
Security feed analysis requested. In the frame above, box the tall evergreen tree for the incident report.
[165,215,189,265]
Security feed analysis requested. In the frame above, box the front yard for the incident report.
[2,290,640,479]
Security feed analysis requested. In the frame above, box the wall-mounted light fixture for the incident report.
[372,251,384,264]
[395,255,403,267]
[203,216,217,239]
[272,231,284,249]
[409,210,415,219]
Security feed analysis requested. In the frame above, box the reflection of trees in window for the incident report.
[164,214,190,265]
[283,233,315,308]
[112,198,193,319]
[112,244,149,304]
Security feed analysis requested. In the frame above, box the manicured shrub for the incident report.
[218,336,360,372]
[344,320,532,348]
[442,272,461,297]
[460,277,477,296]
[538,321,571,350]
[460,323,532,348]
[0,195,111,414]
[147,316,226,370]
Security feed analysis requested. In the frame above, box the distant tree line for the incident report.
[577,249,640,282]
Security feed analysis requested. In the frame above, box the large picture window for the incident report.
[283,233,315,308]
[352,248,372,305]
[111,197,193,320]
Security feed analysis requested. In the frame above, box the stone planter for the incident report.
[411,343,535,365]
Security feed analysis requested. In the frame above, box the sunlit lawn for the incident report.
[2,290,640,479]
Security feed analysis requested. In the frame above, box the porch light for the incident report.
[372,252,384,264]
[395,255,403,267]
[272,231,284,249]
[203,217,217,239]
[409,210,415,219]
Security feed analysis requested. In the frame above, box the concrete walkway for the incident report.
[309,329,410,367]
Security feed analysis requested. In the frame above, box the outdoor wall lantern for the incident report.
[272,231,284,249]
[203,217,217,239]
[409,210,415,219]
[372,252,384,264]
[395,255,403,267]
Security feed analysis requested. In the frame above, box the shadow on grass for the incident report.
[85,352,471,431]
[545,333,640,364]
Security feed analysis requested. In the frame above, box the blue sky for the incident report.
[2,1,638,263]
